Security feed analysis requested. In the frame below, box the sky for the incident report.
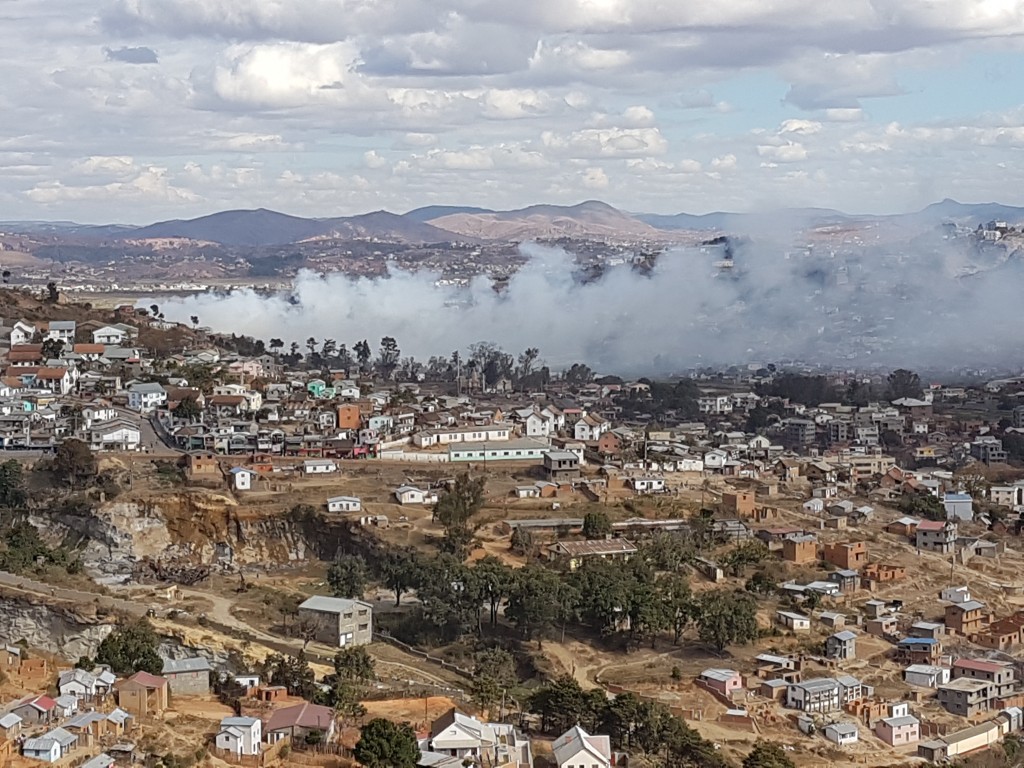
[5,0,1024,223]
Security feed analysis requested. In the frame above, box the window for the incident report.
[343,612,353,619]
[358,624,369,631]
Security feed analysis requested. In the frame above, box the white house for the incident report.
[551,725,611,768]
[904,664,951,689]
[93,326,128,345]
[824,722,859,746]
[629,476,666,494]
[429,711,496,758]
[57,668,97,699]
[88,419,141,452]
[127,382,167,413]
[44,321,76,344]
[786,679,840,713]
[574,414,608,442]
[81,755,115,768]
[327,496,362,513]
[215,716,262,756]
[302,459,337,475]
[10,321,35,346]
[229,468,259,491]
[776,610,812,631]
[22,735,61,763]
[395,485,437,505]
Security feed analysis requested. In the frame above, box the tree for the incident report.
[659,574,696,645]
[697,590,759,652]
[41,338,64,361]
[472,556,515,625]
[886,368,923,401]
[354,340,372,371]
[261,652,317,699]
[564,363,594,387]
[332,646,376,685]
[377,337,401,379]
[327,555,368,599]
[582,511,612,539]
[0,460,26,508]
[190,315,199,329]
[742,741,795,768]
[53,439,97,488]
[433,473,485,534]
[721,540,769,578]
[95,619,163,675]
[46,282,59,303]
[516,347,540,387]
[354,718,420,768]
[269,338,284,357]
[379,549,419,607]
[174,396,202,422]
[505,565,566,643]
[509,527,533,556]
[470,648,516,713]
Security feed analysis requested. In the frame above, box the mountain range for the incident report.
[1,198,1021,247]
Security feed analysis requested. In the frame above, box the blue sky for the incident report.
[4,0,1024,222]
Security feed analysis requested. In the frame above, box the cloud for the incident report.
[104,45,159,64]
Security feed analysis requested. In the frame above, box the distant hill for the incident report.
[637,207,859,231]
[129,209,325,246]
[127,208,467,246]
[0,221,135,238]
[911,199,1024,225]
[426,200,662,240]
[403,205,493,223]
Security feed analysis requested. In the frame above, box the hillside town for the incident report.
[3,294,1024,768]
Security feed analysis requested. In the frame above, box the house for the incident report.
[886,516,920,536]
[547,539,637,572]
[829,569,860,593]
[0,713,22,740]
[215,717,262,756]
[941,585,971,603]
[44,321,76,344]
[127,382,167,413]
[776,611,811,632]
[302,459,337,475]
[22,735,62,763]
[58,668,98,700]
[88,420,142,452]
[81,754,115,768]
[54,695,78,719]
[722,491,756,517]
[629,476,666,494]
[543,451,581,482]
[826,631,857,660]
[937,678,997,718]
[918,720,1004,762]
[822,541,867,570]
[10,695,56,725]
[781,534,818,564]
[264,701,336,744]
[574,414,608,442]
[297,595,373,647]
[10,321,35,346]
[395,485,437,505]
[114,671,170,717]
[952,658,1016,696]
[326,496,362,513]
[819,611,846,629]
[785,678,840,712]
[945,600,987,635]
[161,657,212,695]
[824,722,859,746]
[904,665,951,689]
[697,668,743,697]
[93,326,128,345]
[551,725,611,768]
[426,709,531,766]
[916,520,957,554]
[943,493,974,522]
[861,563,906,588]
[227,467,258,492]
[896,637,942,664]
[875,710,920,747]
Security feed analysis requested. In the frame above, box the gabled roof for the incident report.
[123,671,168,689]
[162,657,213,675]
[552,725,610,767]
[265,701,335,732]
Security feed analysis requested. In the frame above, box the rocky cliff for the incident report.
[0,593,116,659]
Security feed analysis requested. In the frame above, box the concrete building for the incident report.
[215,717,262,756]
[161,657,212,696]
[826,631,857,661]
[916,520,957,554]
[824,722,859,746]
[782,534,818,564]
[114,672,169,717]
[945,600,987,636]
[904,664,951,689]
[551,725,611,768]
[698,669,743,697]
[822,541,867,570]
[785,678,840,713]
[875,712,920,747]
[543,451,581,482]
[296,596,373,647]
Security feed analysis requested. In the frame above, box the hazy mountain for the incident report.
[637,207,858,231]
[127,208,466,246]
[426,200,663,240]
[912,199,1024,225]
[129,209,326,246]
[403,205,493,222]
[0,221,135,238]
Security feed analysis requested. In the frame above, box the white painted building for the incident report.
[327,496,362,513]
[215,717,262,756]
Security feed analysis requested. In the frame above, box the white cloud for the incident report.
[581,166,609,189]
[757,142,808,162]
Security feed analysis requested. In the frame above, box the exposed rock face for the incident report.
[0,595,115,659]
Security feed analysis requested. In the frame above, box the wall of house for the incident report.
[166,670,209,696]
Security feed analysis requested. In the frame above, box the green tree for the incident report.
[659,573,697,645]
[379,549,419,607]
[886,368,924,401]
[509,527,533,556]
[0,521,52,572]
[472,556,515,625]
[0,460,27,508]
[377,337,401,379]
[354,718,420,768]
[327,554,368,599]
[697,590,759,652]
[332,647,376,685]
[354,340,372,372]
[582,511,612,539]
[505,564,567,643]
[41,338,64,361]
[742,741,795,768]
[470,648,517,713]
[261,652,317,699]
[53,439,97,488]
[433,473,485,533]
[174,396,202,422]
[721,540,769,577]
[95,619,163,675]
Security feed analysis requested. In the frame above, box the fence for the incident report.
[378,450,451,463]
[374,632,473,679]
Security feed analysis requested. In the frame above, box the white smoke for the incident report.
[160,239,1024,374]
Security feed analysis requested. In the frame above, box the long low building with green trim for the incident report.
[448,438,551,463]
